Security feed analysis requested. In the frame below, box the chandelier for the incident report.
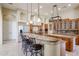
[49,5,62,22]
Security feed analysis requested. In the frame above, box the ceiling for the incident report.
[0,3,79,16]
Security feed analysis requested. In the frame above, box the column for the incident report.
[16,10,21,42]
[0,6,3,45]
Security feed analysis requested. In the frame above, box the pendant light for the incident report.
[49,5,62,22]
[52,5,60,19]
[29,3,33,24]
[26,3,29,25]
[37,3,41,23]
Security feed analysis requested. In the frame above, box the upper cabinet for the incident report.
[49,18,79,34]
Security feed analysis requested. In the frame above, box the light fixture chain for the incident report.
[56,5,59,17]
[27,3,28,20]
[52,5,54,16]
[38,3,40,17]
[31,3,32,20]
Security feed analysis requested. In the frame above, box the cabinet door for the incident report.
[75,21,78,29]
[76,36,79,45]
[48,23,54,33]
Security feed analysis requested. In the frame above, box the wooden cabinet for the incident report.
[44,24,48,34]
[51,18,79,30]
[63,19,69,29]
[76,35,79,45]
[62,18,73,30]
[29,24,32,33]
[47,34,75,52]
[75,18,79,30]
[29,23,49,34]
[65,38,73,51]
[49,18,79,34]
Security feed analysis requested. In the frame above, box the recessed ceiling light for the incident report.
[34,9,37,12]
[45,13,48,15]
[26,22,29,25]
[40,6,43,9]
[68,4,71,6]
[51,11,53,13]
[58,8,61,11]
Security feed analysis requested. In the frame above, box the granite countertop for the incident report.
[23,33,60,42]
[23,32,76,42]
[46,33,76,39]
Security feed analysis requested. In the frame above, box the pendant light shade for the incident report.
[29,3,33,24]
[29,20,33,24]
[37,17,41,22]
[37,3,41,23]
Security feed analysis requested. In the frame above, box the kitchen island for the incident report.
[46,34,76,52]
[23,33,66,56]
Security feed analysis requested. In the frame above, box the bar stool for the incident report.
[24,37,44,56]
[23,37,36,56]
[29,38,43,56]
[21,35,28,55]
[20,33,30,55]
[24,38,33,55]
[31,44,43,56]
[21,35,43,56]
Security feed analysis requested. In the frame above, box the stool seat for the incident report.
[32,44,42,50]
[26,39,33,44]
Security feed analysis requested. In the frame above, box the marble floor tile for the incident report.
[0,40,79,56]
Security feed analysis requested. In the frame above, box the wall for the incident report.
[2,7,18,41]
[48,7,79,34]
[19,11,30,33]
[0,6,2,44]
[59,7,79,19]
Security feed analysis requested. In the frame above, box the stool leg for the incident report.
[25,49,28,56]
[41,45,44,56]
[40,49,43,56]
[35,52,38,56]
[31,50,34,56]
